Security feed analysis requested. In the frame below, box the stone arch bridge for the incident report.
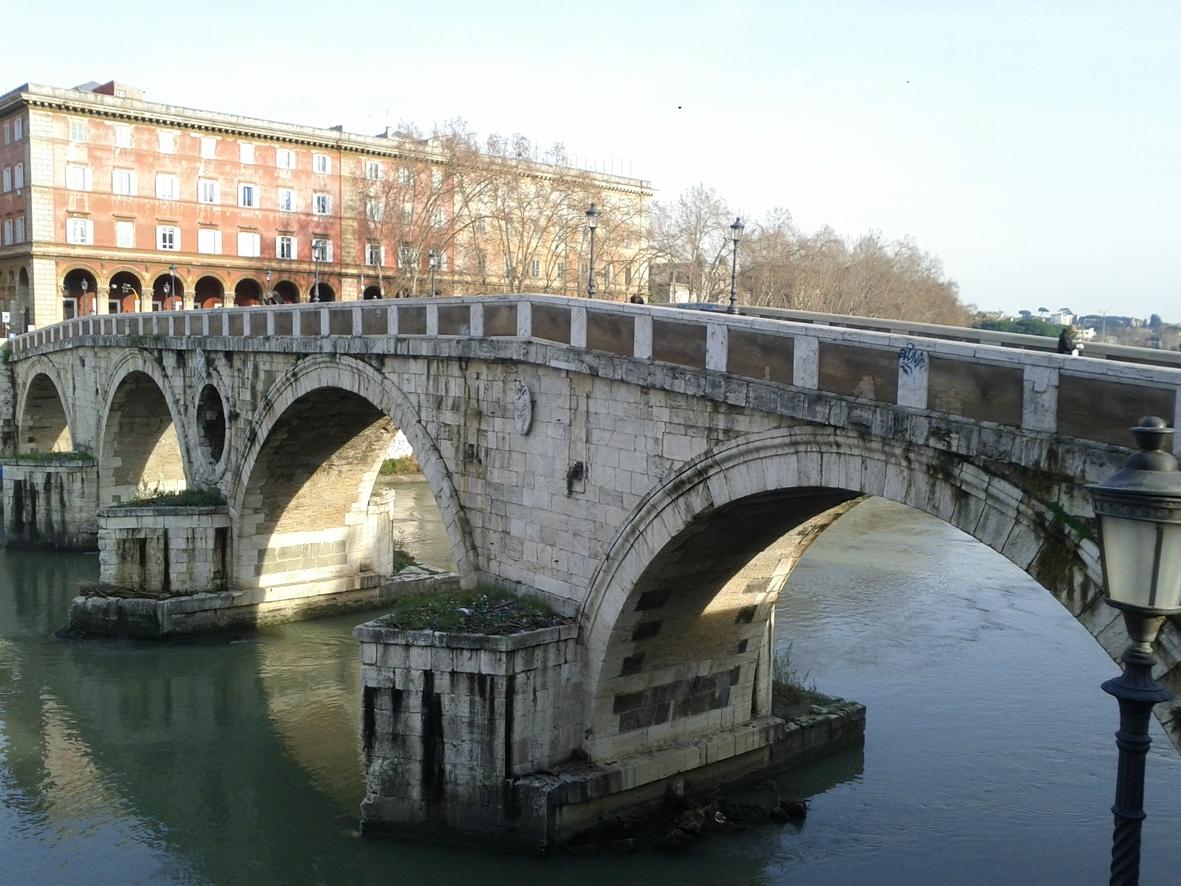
[2,295,1180,837]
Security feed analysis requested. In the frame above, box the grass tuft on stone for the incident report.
[379,456,420,476]
[12,450,95,463]
[115,487,226,508]
[376,588,571,635]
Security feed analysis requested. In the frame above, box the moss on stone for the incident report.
[377,588,571,635]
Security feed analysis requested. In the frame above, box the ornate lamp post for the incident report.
[312,242,321,302]
[1088,416,1181,886]
[428,249,438,296]
[585,204,599,299]
[265,268,274,305]
[163,280,174,310]
[727,216,744,314]
[168,263,178,310]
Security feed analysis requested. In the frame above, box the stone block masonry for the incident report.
[96,505,230,594]
[355,619,582,845]
[0,457,98,548]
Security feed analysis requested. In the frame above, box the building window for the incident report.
[366,199,384,222]
[66,164,92,191]
[158,130,178,154]
[313,153,330,174]
[238,183,258,208]
[365,160,382,180]
[156,225,180,251]
[366,242,383,266]
[113,124,132,148]
[200,136,217,159]
[112,168,137,196]
[116,220,134,248]
[431,168,443,188]
[2,219,11,245]
[530,259,540,278]
[398,242,414,268]
[13,163,22,189]
[429,207,445,227]
[240,142,255,164]
[155,173,179,200]
[398,167,414,186]
[69,118,87,142]
[15,216,25,243]
[276,148,295,170]
[313,192,331,215]
[1,168,9,192]
[277,235,296,260]
[67,217,93,244]
[312,238,332,262]
[198,228,222,255]
[13,118,21,141]
[198,178,219,204]
[278,188,295,212]
[625,266,633,287]
[237,231,261,257]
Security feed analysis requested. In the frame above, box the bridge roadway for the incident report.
[2,294,1179,842]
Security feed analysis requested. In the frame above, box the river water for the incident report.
[1,480,1179,884]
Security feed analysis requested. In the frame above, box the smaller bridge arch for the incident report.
[96,353,191,506]
[17,364,74,453]
[229,355,477,590]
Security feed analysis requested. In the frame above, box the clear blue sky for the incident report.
[9,1,1180,320]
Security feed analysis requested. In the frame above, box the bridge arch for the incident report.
[96,352,191,506]
[228,355,477,589]
[578,424,1142,761]
[16,361,74,453]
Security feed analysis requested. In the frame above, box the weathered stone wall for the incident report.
[0,458,98,548]
[356,620,581,842]
[0,353,17,455]
[97,505,230,594]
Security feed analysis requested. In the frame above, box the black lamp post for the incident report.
[585,204,599,299]
[168,263,177,310]
[1088,416,1181,886]
[727,216,744,314]
[265,268,274,305]
[428,249,438,296]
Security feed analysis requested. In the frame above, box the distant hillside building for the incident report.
[0,81,652,334]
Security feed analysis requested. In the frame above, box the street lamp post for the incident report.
[1088,416,1181,886]
[163,280,173,310]
[265,268,274,305]
[428,250,438,297]
[585,204,599,299]
[168,263,177,310]
[727,217,744,314]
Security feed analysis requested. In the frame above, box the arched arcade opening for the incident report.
[62,268,98,319]
[273,281,300,304]
[234,278,263,307]
[309,282,335,302]
[195,276,225,310]
[108,270,143,313]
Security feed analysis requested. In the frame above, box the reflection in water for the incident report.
[0,496,1179,884]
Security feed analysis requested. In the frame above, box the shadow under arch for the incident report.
[96,352,192,506]
[579,424,1181,759]
[15,359,75,453]
[227,355,477,589]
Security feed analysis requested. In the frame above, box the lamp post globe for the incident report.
[1088,416,1181,886]
[727,217,744,314]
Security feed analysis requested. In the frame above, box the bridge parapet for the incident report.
[10,295,1180,454]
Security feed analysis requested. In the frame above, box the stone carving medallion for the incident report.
[513,379,533,435]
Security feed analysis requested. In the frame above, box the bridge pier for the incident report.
[0,456,98,549]
[355,615,865,849]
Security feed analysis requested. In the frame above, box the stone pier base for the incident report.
[1,457,98,549]
[355,617,866,850]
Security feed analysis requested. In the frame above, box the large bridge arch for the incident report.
[228,355,477,589]
[577,424,1160,761]
[96,353,191,506]
[15,360,75,453]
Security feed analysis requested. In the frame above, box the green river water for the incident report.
[1,480,1179,884]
